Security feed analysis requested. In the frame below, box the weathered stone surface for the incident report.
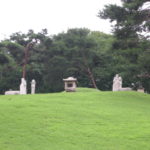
[63,77,77,92]
[112,74,122,91]
[112,74,132,92]
[137,88,144,93]
[31,79,36,94]
[119,88,132,91]
[5,90,20,95]
[20,78,27,95]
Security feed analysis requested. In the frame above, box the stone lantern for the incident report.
[63,77,77,92]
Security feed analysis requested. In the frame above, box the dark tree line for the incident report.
[0,29,115,94]
[0,0,149,94]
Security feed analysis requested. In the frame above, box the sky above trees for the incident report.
[0,0,121,40]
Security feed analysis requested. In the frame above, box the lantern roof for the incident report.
[63,77,77,82]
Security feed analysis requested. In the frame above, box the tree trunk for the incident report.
[86,67,97,89]
[22,45,28,79]
[22,42,34,79]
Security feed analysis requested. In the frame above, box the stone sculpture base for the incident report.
[5,90,20,95]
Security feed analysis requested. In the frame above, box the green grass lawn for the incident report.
[0,89,150,150]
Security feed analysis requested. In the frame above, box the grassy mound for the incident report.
[76,87,100,92]
[0,91,150,150]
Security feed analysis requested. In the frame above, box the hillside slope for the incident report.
[0,91,150,150]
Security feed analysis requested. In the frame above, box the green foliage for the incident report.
[0,28,115,93]
[43,28,114,90]
[43,56,70,92]
[0,42,21,93]
[0,53,9,64]
[1,26,149,93]
[98,0,150,92]
[89,31,114,53]
[99,0,150,36]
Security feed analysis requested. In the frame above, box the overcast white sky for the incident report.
[0,0,121,39]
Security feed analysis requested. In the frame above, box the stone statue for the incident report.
[20,78,27,94]
[112,74,122,91]
[31,79,36,94]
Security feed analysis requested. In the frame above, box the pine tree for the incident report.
[98,0,150,92]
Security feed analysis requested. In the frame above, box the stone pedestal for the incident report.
[5,90,20,95]
[137,88,144,93]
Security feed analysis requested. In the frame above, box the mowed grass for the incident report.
[0,90,150,150]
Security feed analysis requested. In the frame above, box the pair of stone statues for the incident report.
[5,78,36,95]
[20,78,36,94]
